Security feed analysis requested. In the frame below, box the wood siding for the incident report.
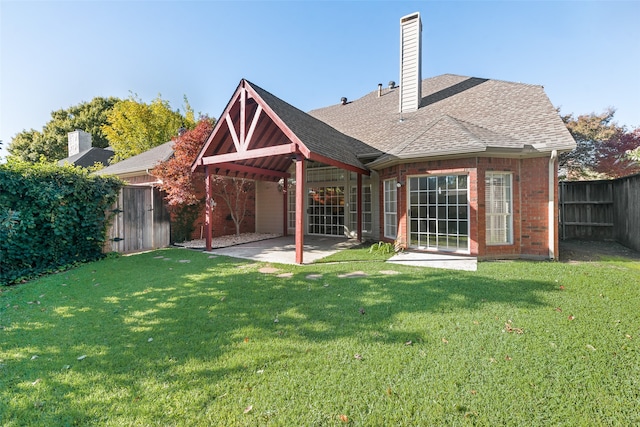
[255,181,283,234]
[399,13,422,113]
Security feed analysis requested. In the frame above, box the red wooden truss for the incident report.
[192,79,368,263]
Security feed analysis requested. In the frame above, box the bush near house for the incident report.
[0,161,122,285]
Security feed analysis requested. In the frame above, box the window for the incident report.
[384,179,397,239]
[408,174,468,251]
[306,166,344,183]
[485,172,513,245]
[349,184,372,234]
[308,186,344,235]
[287,180,296,230]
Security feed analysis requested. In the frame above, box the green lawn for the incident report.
[1,248,639,426]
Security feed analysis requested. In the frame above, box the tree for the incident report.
[153,118,214,207]
[7,97,120,162]
[153,118,213,242]
[593,127,640,178]
[625,131,640,165]
[103,94,195,162]
[559,108,623,180]
[210,175,255,236]
[153,117,254,238]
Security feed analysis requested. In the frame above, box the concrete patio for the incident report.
[202,235,477,271]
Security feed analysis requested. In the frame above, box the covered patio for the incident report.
[192,79,379,264]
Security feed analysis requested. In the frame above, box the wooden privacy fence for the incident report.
[105,186,171,253]
[559,173,640,251]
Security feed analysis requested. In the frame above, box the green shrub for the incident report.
[170,202,202,243]
[0,160,122,285]
[369,241,396,254]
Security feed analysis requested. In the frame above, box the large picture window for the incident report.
[384,179,397,239]
[408,175,469,252]
[485,172,513,245]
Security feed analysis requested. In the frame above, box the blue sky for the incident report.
[1,0,639,161]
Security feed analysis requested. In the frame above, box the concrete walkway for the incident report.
[387,251,477,271]
[205,235,477,271]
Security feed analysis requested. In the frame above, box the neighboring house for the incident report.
[95,141,174,252]
[95,140,174,185]
[58,130,113,168]
[192,12,576,263]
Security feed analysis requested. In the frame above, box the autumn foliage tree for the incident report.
[154,118,213,206]
[153,118,213,242]
[559,108,640,180]
[593,127,640,178]
[153,117,255,240]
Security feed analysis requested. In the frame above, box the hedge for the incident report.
[0,161,122,285]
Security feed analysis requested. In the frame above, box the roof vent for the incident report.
[399,12,422,112]
[378,83,383,97]
[341,97,348,105]
[388,81,396,89]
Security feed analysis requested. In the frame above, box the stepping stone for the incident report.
[277,272,294,278]
[379,270,401,275]
[259,267,280,274]
[208,255,218,259]
[154,256,165,259]
[179,260,191,263]
[306,274,323,280]
[337,271,368,278]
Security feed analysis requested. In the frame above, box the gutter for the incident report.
[548,150,558,259]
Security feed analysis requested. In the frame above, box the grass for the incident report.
[1,248,639,426]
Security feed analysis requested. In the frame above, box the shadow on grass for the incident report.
[1,249,558,425]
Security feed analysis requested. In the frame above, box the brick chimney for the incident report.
[399,12,422,113]
[67,130,92,156]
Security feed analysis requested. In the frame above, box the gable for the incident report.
[192,80,376,180]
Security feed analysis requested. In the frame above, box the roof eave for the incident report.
[368,145,573,169]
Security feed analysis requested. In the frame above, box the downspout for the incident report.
[548,150,558,260]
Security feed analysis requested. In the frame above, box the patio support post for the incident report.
[205,166,213,251]
[357,173,363,242]
[295,155,305,264]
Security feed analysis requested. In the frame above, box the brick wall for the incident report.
[376,156,555,260]
[187,177,256,240]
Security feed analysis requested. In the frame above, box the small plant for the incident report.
[369,240,405,255]
[369,241,395,254]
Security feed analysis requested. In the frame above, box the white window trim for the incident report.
[384,178,398,239]
[486,172,513,246]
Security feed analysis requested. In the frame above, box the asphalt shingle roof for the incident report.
[58,147,114,169]
[308,74,576,167]
[94,141,174,176]
[248,81,381,170]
